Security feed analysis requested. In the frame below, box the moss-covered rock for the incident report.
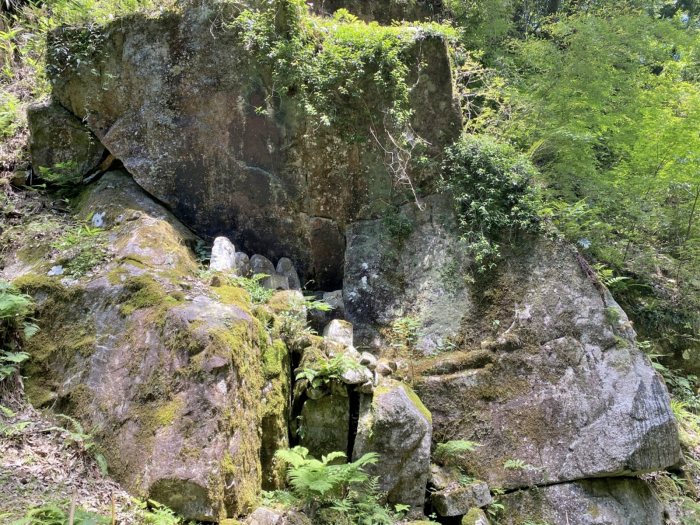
[501,478,663,525]
[352,378,432,515]
[345,193,680,494]
[5,172,287,522]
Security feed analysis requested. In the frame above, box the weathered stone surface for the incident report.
[27,100,105,181]
[300,395,349,458]
[345,195,472,352]
[461,508,490,525]
[501,478,664,525]
[340,365,373,385]
[251,254,276,277]
[429,465,491,516]
[344,194,680,490]
[276,257,301,290]
[353,378,432,513]
[234,252,251,277]
[323,319,354,347]
[210,236,236,272]
[308,289,344,332]
[245,507,312,525]
[6,172,288,521]
[45,7,460,288]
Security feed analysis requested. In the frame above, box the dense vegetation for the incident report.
[447,0,700,369]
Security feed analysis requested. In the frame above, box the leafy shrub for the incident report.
[442,135,541,273]
[273,447,405,524]
[0,92,21,138]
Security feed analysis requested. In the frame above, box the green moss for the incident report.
[119,274,179,316]
[263,339,287,378]
[215,285,252,311]
[461,508,486,525]
[13,273,71,297]
[401,382,432,423]
[153,397,184,427]
[24,381,56,407]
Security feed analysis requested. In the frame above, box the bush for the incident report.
[441,135,541,273]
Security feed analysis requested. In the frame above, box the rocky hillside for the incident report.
[0,1,697,525]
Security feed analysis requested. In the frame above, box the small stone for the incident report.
[375,361,393,377]
[210,275,222,287]
[10,170,27,187]
[201,355,229,372]
[233,252,251,276]
[360,352,377,369]
[340,366,373,385]
[431,478,492,517]
[461,508,491,525]
[210,236,236,272]
[358,381,374,394]
[300,395,349,458]
[250,254,275,276]
[246,507,283,525]
[323,319,353,347]
[276,257,301,290]
[322,290,344,315]
[91,211,106,228]
[353,378,432,513]
[47,265,64,276]
[330,381,349,397]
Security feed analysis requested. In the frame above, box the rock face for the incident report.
[27,100,105,181]
[345,194,472,352]
[353,378,432,513]
[7,172,290,522]
[344,195,680,499]
[44,6,461,289]
[501,478,664,525]
[299,395,350,458]
[429,465,491,517]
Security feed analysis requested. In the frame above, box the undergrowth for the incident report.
[265,446,410,525]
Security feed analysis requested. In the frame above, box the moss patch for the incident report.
[119,274,180,316]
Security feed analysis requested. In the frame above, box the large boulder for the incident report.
[44,5,461,289]
[27,100,105,181]
[352,378,432,513]
[501,478,664,525]
[7,172,289,522]
[344,195,680,493]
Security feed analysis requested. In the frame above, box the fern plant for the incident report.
[48,414,108,474]
[0,281,38,391]
[434,440,480,464]
[295,354,362,389]
[273,447,402,524]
